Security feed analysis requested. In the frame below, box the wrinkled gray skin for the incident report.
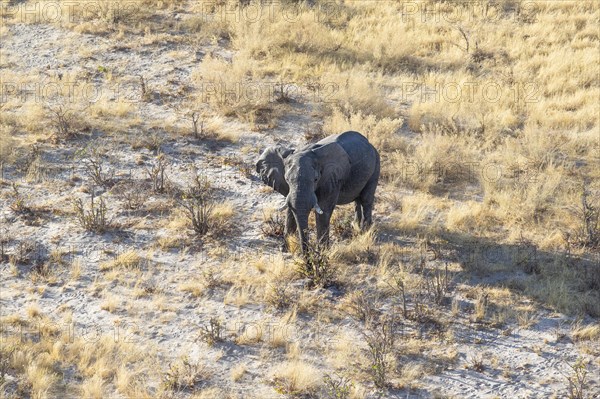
[256,131,380,253]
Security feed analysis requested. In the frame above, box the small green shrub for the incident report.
[198,317,224,346]
[323,373,353,399]
[161,356,207,391]
[363,318,395,389]
[73,192,109,233]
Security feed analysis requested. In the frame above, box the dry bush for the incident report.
[43,101,90,142]
[82,151,115,188]
[174,174,215,236]
[323,373,354,399]
[295,241,336,288]
[264,281,294,311]
[260,209,285,238]
[362,318,396,389]
[466,353,486,373]
[385,273,409,319]
[573,185,599,249]
[146,154,170,194]
[7,239,44,268]
[231,363,247,382]
[111,179,149,211]
[564,358,591,399]
[24,153,53,183]
[198,318,225,346]
[45,103,78,141]
[161,356,208,392]
[8,183,34,216]
[341,290,380,325]
[473,290,489,323]
[73,193,110,233]
[422,263,451,305]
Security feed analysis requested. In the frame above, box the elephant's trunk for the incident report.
[287,188,322,253]
[292,193,323,254]
[293,210,310,254]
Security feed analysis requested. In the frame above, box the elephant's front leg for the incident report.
[316,210,332,247]
[281,207,297,252]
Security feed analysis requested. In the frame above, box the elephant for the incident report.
[256,131,380,253]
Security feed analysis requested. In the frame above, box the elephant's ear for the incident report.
[255,146,294,197]
[312,143,351,193]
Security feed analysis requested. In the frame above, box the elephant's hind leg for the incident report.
[354,200,363,227]
[359,172,379,230]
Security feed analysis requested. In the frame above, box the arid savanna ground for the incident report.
[0,0,599,398]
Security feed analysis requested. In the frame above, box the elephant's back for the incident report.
[326,131,379,204]
[320,130,371,149]
[321,131,378,162]
[335,131,378,169]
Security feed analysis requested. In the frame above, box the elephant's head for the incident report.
[255,146,295,196]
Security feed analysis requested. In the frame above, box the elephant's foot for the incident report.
[361,220,373,232]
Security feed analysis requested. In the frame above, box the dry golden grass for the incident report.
[0,312,158,398]
[26,303,41,319]
[100,297,119,313]
[178,279,206,298]
[231,363,248,382]
[271,360,322,395]
[225,285,257,308]
[333,228,377,264]
[99,250,142,271]
[235,322,263,345]
[572,324,600,342]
